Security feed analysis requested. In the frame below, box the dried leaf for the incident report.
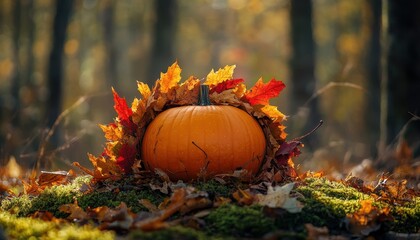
[232,189,254,206]
[94,203,134,231]
[205,65,236,86]
[59,203,89,221]
[37,171,70,187]
[99,123,122,141]
[157,61,182,93]
[135,188,186,231]
[173,76,200,105]
[73,154,122,181]
[139,199,159,213]
[137,81,151,99]
[255,183,303,213]
[243,78,285,106]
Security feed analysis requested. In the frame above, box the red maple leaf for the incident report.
[116,143,137,173]
[112,88,136,132]
[275,140,302,166]
[243,78,285,106]
[210,78,244,94]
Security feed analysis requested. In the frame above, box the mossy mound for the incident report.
[0,211,114,240]
[1,176,419,239]
[1,176,165,218]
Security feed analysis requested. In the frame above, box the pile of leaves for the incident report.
[74,62,301,184]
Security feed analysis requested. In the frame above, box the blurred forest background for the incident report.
[0,0,419,179]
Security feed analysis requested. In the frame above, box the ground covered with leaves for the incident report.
[1,171,419,239]
[1,63,419,239]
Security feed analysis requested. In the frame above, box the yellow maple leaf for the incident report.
[137,81,151,99]
[260,105,286,122]
[204,65,236,86]
[157,61,182,93]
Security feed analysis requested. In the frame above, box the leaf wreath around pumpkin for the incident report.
[73,61,302,183]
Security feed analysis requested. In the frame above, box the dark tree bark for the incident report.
[289,0,322,149]
[385,0,420,147]
[11,0,21,127]
[102,0,117,86]
[46,0,73,144]
[148,0,178,86]
[365,0,382,158]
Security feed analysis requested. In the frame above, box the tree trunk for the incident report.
[46,0,73,147]
[289,0,321,149]
[11,0,21,127]
[148,0,177,86]
[385,0,420,147]
[102,0,117,86]
[365,0,382,158]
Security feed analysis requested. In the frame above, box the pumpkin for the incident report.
[141,85,266,181]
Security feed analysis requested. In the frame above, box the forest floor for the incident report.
[0,163,419,240]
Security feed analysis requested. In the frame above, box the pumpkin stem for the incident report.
[199,84,211,106]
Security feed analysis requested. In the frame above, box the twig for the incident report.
[292,120,324,141]
[304,82,365,107]
[35,92,107,171]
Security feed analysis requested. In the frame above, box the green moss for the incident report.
[205,204,275,238]
[78,188,164,213]
[128,226,221,240]
[273,177,375,231]
[391,197,420,233]
[195,179,237,198]
[0,211,114,240]
[1,176,165,217]
[1,176,92,217]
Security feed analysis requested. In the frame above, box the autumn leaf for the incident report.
[112,87,132,121]
[172,76,200,105]
[135,188,187,231]
[258,105,286,123]
[210,78,244,94]
[243,78,285,106]
[59,203,89,221]
[112,88,136,132]
[275,141,302,166]
[137,81,151,99]
[232,189,254,206]
[205,65,236,86]
[74,154,122,180]
[157,61,182,93]
[255,183,303,213]
[37,170,72,187]
[116,143,137,173]
[99,123,122,141]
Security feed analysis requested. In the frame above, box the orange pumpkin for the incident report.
[141,85,266,181]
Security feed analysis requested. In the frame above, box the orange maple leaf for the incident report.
[99,123,122,141]
[157,61,182,93]
[243,78,285,106]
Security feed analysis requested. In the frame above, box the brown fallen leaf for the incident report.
[232,189,254,206]
[59,203,89,222]
[135,188,187,231]
[94,203,134,231]
[37,170,71,187]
